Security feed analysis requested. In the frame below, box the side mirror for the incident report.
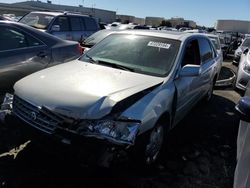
[180,64,201,77]
[51,25,60,32]
[243,48,249,55]
[235,96,250,122]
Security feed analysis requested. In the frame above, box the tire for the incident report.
[130,122,166,167]
[204,78,216,102]
[144,123,165,165]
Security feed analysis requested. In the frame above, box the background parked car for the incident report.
[234,81,250,188]
[19,11,99,43]
[133,25,150,30]
[0,21,82,95]
[81,29,117,51]
[235,48,250,90]
[233,37,250,65]
[5,31,221,167]
[0,15,11,21]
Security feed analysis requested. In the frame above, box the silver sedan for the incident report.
[3,30,222,166]
[235,49,250,90]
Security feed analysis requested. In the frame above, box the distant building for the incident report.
[116,14,135,24]
[134,17,145,25]
[215,20,250,34]
[145,17,164,27]
[167,17,196,28]
[116,14,145,25]
[0,1,116,23]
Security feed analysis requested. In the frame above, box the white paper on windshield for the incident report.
[147,41,171,49]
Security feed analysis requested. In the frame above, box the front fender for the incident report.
[120,82,175,134]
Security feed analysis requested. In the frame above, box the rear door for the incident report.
[69,16,85,42]
[198,38,216,94]
[81,17,99,39]
[50,16,72,41]
[0,25,51,92]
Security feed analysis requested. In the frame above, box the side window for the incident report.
[26,34,43,47]
[70,17,84,31]
[0,26,43,51]
[52,16,70,31]
[199,38,213,63]
[0,26,28,51]
[182,39,201,66]
[210,41,217,58]
[83,17,98,31]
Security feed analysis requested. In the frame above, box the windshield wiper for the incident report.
[85,54,98,64]
[97,61,135,72]
[85,55,135,72]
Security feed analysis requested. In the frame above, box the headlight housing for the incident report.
[243,62,250,74]
[236,51,242,56]
[75,120,140,145]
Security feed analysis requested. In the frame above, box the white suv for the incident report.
[19,11,99,43]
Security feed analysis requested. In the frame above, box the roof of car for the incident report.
[113,30,202,41]
[27,11,90,17]
[201,33,219,38]
[27,11,63,16]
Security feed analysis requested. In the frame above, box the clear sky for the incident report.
[1,0,250,27]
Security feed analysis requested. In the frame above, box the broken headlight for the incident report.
[76,120,140,145]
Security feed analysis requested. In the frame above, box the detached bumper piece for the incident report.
[0,93,13,123]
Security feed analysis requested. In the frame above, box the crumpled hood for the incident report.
[14,60,164,119]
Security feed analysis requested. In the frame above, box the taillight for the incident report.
[77,43,84,54]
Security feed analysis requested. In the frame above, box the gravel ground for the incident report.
[0,61,242,188]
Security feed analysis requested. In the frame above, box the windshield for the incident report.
[80,34,181,77]
[19,13,55,29]
[242,38,250,47]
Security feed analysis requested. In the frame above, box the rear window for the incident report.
[83,17,98,31]
[70,17,84,31]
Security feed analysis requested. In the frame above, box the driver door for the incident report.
[173,39,203,125]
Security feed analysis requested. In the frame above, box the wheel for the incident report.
[204,79,215,102]
[144,124,165,165]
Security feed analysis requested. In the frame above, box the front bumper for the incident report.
[236,68,250,90]
[233,54,241,64]
[0,94,135,166]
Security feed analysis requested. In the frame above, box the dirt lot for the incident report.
[0,63,242,188]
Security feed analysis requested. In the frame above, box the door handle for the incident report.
[37,51,47,58]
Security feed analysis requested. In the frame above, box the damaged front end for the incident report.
[6,94,141,166]
[65,119,140,146]
[0,93,13,123]
[10,93,141,146]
